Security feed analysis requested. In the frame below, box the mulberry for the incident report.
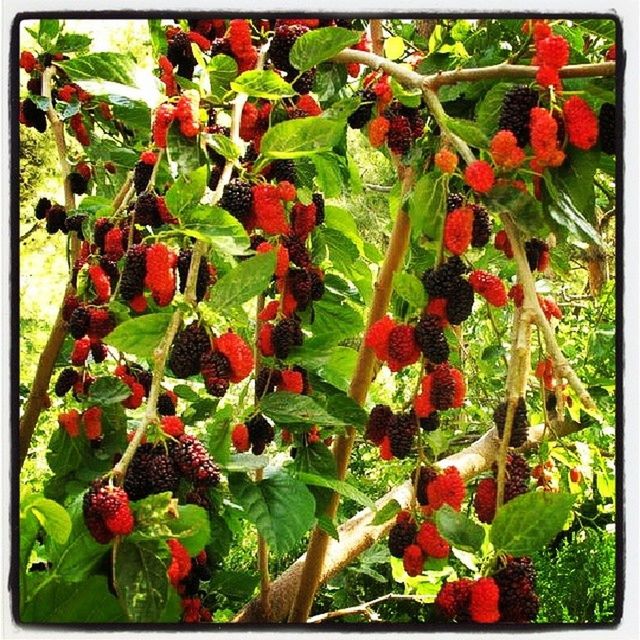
[435,148,458,173]
[468,270,507,307]
[524,238,550,272]
[20,98,47,133]
[167,31,196,80]
[90,340,108,363]
[124,443,179,500]
[68,172,88,195]
[412,466,438,506]
[563,96,598,150]
[133,160,154,195]
[169,322,211,378]
[58,409,81,438]
[71,337,91,366]
[268,24,308,74]
[347,87,376,129]
[445,278,475,325]
[444,207,475,256]
[388,410,417,459]
[68,306,90,338]
[270,159,297,185]
[493,556,539,623]
[200,351,231,397]
[46,205,67,234]
[421,256,468,298]
[161,415,184,437]
[494,399,529,447]
[282,235,311,268]
[387,324,421,371]
[173,434,220,485]
[420,411,440,432]
[157,393,177,416]
[54,368,79,397]
[34,197,51,220]
[272,317,303,359]
[464,161,495,194]
[498,86,539,148]
[426,466,466,511]
[120,245,147,302]
[474,477,497,523]
[312,192,325,225]
[386,115,413,155]
[83,482,134,542]
[599,103,615,155]
[447,192,465,212]
[365,404,394,445]
[293,68,316,95]
[219,179,254,222]
[368,116,390,148]
[402,544,424,577]
[231,424,251,453]
[215,331,254,383]
[469,577,501,623]
[435,579,473,621]
[135,192,162,227]
[493,453,530,503]
[388,513,417,558]
[416,522,450,559]
[471,205,491,248]
[414,314,449,364]
[247,413,275,455]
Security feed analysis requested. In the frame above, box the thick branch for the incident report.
[287,165,415,622]
[19,65,79,468]
[331,48,614,90]
[235,417,584,623]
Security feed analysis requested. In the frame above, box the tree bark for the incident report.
[235,417,583,623]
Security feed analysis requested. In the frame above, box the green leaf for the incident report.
[435,505,485,553]
[326,393,368,428]
[207,404,235,467]
[206,250,275,311]
[209,54,238,99]
[108,95,151,135]
[490,491,576,556]
[231,69,296,99]
[106,313,172,360]
[384,36,406,60]
[260,117,344,159]
[394,272,426,309]
[543,172,601,245]
[166,121,203,175]
[28,498,71,545]
[290,27,361,72]
[54,33,92,53]
[324,205,364,253]
[180,204,250,255]
[316,514,340,540]
[47,428,90,476]
[475,83,514,136]
[305,295,363,345]
[55,100,82,121]
[445,116,489,148]
[168,505,211,555]
[295,472,375,509]
[114,540,169,622]
[45,496,109,582]
[209,570,260,598]
[408,172,446,239]
[58,53,136,86]
[148,19,167,58]
[312,153,346,197]
[228,471,316,554]
[260,392,349,427]
[207,133,241,161]
[390,77,422,109]
[315,227,359,276]
[21,576,125,623]
[486,183,548,236]
[371,499,402,526]
[88,376,131,406]
[37,19,60,48]
[164,165,208,217]
[30,95,51,111]
[293,442,338,479]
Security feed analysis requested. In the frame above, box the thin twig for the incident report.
[19,222,41,242]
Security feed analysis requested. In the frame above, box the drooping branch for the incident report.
[288,164,415,622]
[234,416,584,623]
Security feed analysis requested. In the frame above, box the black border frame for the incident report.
[9,10,625,631]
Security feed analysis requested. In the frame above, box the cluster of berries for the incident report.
[83,481,135,544]
[152,91,201,148]
[436,555,539,623]
[388,510,451,577]
[166,542,213,623]
[267,22,318,93]
[168,322,254,399]
[57,405,103,441]
[473,452,531,523]
[124,429,219,501]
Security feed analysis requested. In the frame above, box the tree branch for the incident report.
[19,65,79,468]
[287,164,415,623]
[234,416,584,623]
[331,48,615,90]
[19,222,41,242]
